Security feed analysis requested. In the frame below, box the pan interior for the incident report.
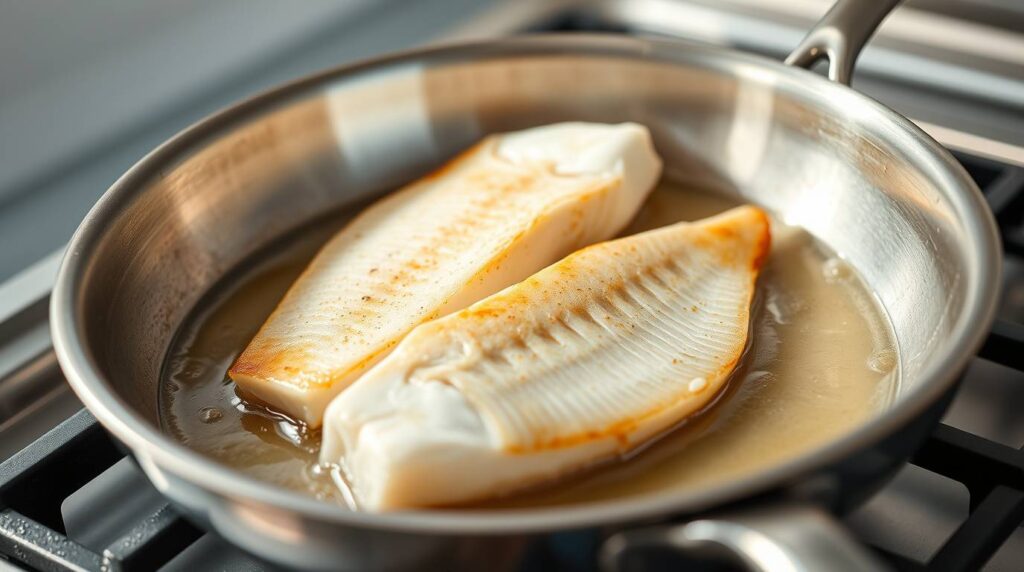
[158,175,898,507]
[73,42,988,514]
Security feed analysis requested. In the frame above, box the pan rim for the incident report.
[50,32,1001,534]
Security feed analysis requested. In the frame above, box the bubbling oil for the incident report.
[159,182,898,508]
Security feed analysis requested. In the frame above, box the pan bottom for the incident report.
[158,180,899,510]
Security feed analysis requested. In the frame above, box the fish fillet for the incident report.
[320,206,771,510]
[229,123,662,426]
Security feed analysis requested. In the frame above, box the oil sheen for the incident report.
[159,182,899,508]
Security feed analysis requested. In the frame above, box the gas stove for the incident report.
[1,1,1023,570]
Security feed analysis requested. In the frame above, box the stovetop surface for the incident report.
[2,1,1024,570]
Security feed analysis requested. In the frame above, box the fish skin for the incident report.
[228,123,662,426]
[320,206,771,510]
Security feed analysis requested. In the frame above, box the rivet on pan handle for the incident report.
[785,0,901,86]
[600,503,886,572]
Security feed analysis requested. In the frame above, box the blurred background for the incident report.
[1,0,1022,284]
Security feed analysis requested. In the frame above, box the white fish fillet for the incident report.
[320,206,771,510]
[229,123,662,426]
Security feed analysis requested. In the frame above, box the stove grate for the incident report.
[0,153,1022,571]
[0,410,203,571]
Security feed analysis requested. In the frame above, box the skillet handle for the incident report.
[785,0,901,85]
[600,502,887,572]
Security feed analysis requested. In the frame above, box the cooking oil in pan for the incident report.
[159,182,899,508]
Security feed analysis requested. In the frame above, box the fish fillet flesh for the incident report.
[320,206,771,510]
[229,122,662,426]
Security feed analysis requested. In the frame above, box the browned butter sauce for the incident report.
[159,182,898,508]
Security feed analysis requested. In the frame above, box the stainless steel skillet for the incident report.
[50,0,1000,569]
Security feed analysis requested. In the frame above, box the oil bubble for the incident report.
[822,258,852,283]
[868,348,897,373]
[199,407,223,423]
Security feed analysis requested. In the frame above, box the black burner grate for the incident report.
[888,153,1024,572]
[0,411,204,571]
[1,153,1023,572]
